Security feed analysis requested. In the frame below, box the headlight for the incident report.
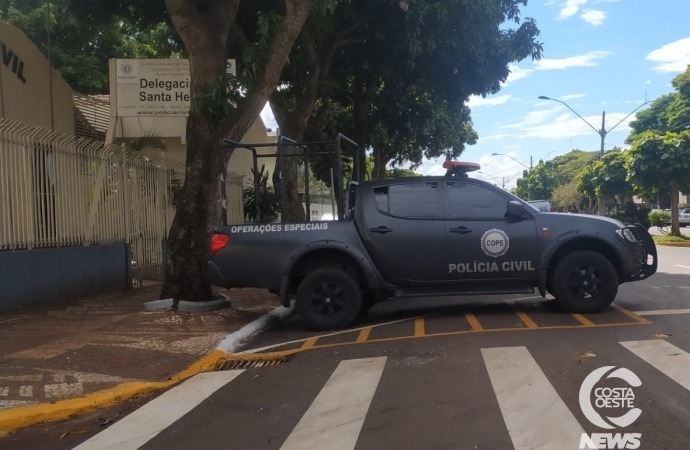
[616,228,639,242]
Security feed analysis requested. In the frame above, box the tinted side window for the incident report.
[446,182,508,218]
[374,182,439,217]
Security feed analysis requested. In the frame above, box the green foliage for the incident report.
[243,165,280,223]
[609,202,650,228]
[1,0,180,94]
[190,73,241,129]
[280,0,543,176]
[120,133,167,152]
[652,233,690,243]
[576,150,632,201]
[648,210,671,227]
[550,181,583,212]
[515,150,597,203]
[627,131,690,193]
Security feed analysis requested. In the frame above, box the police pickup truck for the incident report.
[204,162,657,330]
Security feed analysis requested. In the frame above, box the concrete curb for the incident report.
[0,303,294,435]
[143,294,233,312]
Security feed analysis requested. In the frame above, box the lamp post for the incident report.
[538,96,651,154]
[537,96,650,214]
[491,152,532,169]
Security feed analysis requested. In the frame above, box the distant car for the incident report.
[527,200,551,212]
[680,208,690,226]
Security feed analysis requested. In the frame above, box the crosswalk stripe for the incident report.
[482,347,585,450]
[71,370,244,450]
[279,357,386,450]
[620,340,690,390]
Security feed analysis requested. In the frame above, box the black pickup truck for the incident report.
[204,162,657,330]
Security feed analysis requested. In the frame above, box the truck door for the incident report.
[358,181,448,284]
[443,180,539,282]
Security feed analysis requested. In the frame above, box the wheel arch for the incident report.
[279,241,379,304]
[542,236,624,292]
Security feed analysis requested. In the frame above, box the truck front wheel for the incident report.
[552,250,618,313]
[296,267,363,330]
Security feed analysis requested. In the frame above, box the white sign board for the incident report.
[114,59,236,117]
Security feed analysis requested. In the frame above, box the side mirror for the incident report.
[506,200,529,220]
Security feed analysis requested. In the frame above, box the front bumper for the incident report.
[625,224,657,281]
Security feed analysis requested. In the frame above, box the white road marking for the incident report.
[279,357,386,450]
[482,346,585,450]
[72,370,244,450]
[676,265,690,269]
[634,309,690,316]
[621,340,690,391]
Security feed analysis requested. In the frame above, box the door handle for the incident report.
[370,226,393,234]
[449,226,472,234]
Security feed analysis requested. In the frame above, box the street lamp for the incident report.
[491,152,532,169]
[537,95,651,215]
[537,95,650,156]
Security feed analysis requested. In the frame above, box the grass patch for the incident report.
[653,233,690,243]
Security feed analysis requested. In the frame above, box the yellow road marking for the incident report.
[414,317,425,337]
[247,321,650,356]
[247,306,651,356]
[356,327,372,343]
[300,338,318,350]
[571,314,596,327]
[464,310,484,331]
[612,304,652,324]
[515,310,539,329]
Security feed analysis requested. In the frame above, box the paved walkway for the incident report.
[0,284,283,434]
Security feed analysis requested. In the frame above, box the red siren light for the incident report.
[442,161,481,177]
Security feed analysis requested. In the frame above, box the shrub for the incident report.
[243,165,281,223]
[648,209,671,227]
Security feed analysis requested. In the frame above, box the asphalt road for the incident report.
[7,245,690,450]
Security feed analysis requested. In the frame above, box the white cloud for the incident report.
[468,94,512,109]
[562,93,586,100]
[558,0,588,19]
[535,51,610,70]
[504,65,533,84]
[581,9,606,26]
[646,37,690,73]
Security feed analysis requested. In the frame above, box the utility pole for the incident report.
[538,96,650,216]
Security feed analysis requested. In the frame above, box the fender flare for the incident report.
[278,240,381,305]
[538,230,622,294]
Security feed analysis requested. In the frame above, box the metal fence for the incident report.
[0,118,185,282]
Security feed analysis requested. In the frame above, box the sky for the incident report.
[421,0,690,189]
[262,0,690,190]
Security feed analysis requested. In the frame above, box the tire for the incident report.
[296,267,363,330]
[551,250,618,313]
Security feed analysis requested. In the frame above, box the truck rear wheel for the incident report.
[552,250,618,313]
[296,267,363,330]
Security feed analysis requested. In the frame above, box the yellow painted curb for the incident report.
[0,350,229,434]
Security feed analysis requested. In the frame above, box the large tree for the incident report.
[627,131,690,235]
[159,0,316,302]
[65,0,316,302]
[257,0,542,219]
[576,150,633,208]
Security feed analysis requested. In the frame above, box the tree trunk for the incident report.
[269,28,342,222]
[670,184,680,235]
[161,0,314,302]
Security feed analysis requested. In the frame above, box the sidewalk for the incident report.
[0,284,286,434]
